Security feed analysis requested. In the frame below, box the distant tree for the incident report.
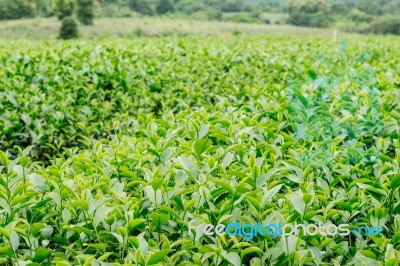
[331,2,348,14]
[175,0,205,14]
[382,0,400,14]
[55,0,75,20]
[356,0,380,15]
[221,0,243,12]
[156,0,174,14]
[288,0,332,28]
[348,8,373,23]
[36,0,55,17]
[369,15,400,35]
[289,0,330,14]
[129,0,154,15]
[206,9,223,21]
[203,0,224,9]
[0,0,36,20]
[16,0,36,18]
[59,16,79,39]
[77,0,95,25]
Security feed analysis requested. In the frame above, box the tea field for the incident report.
[0,36,400,265]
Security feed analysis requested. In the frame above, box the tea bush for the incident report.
[59,16,79,39]
[0,36,399,265]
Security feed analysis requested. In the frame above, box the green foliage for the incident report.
[368,16,400,35]
[55,0,75,20]
[347,8,374,23]
[156,0,174,15]
[206,9,223,21]
[221,0,243,12]
[175,0,205,15]
[0,36,400,264]
[58,16,79,39]
[1,0,400,36]
[76,0,95,25]
[382,0,400,14]
[129,0,154,15]
[330,2,347,14]
[289,0,331,14]
[133,26,146,36]
[288,0,332,28]
[35,0,55,17]
[288,11,332,28]
[0,0,36,20]
[356,0,380,15]
[98,2,133,18]
[223,13,259,24]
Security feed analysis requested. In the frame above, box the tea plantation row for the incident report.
[0,37,399,265]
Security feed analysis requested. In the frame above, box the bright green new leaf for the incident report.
[194,139,212,157]
[147,249,174,265]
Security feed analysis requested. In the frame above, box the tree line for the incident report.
[287,0,400,35]
[1,0,399,36]
[1,0,400,20]
[0,0,94,24]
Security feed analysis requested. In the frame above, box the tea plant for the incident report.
[0,36,399,265]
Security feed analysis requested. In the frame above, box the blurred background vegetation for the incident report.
[0,0,399,39]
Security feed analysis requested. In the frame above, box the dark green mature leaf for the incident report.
[34,248,52,263]
[390,173,400,189]
[393,232,400,243]
[307,69,317,80]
